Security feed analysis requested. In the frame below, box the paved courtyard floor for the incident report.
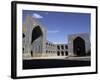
[23,56,91,69]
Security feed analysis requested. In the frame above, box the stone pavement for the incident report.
[23,55,90,61]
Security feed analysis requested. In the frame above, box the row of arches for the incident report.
[57,45,68,50]
[57,51,68,56]
[23,25,88,57]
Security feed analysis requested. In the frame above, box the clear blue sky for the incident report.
[23,10,90,44]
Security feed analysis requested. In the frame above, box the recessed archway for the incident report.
[31,50,33,57]
[61,51,64,56]
[57,51,60,56]
[73,37,86,56]
[65,51,68,56]
[31,26,43,55]
[31,26,43,44]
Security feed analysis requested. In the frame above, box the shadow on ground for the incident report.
[23,59,91,69]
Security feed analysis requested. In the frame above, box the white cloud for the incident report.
[32,13,43,19]
[47,30,60,33]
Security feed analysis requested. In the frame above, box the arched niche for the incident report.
[73,37,86,56]
[31,25,43,56]
[31,26,43,44]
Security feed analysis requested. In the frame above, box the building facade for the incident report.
[56,44,68,56]
[23,16,47,58]
[23,16,90,59]
[68,33,90,56]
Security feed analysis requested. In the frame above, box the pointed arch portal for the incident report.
[31,26,43,44]
[73,37,86,56]
[31,26,43,56]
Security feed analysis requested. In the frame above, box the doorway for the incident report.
[73,37,86,56]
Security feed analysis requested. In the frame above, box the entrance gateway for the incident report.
[73,37,86,56]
